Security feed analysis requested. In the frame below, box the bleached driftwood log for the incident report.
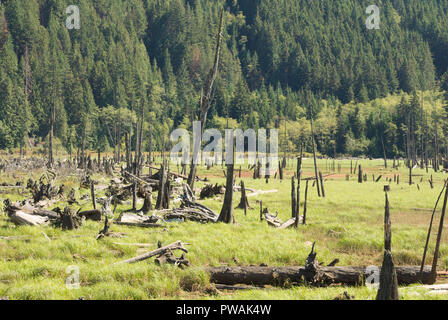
[9,211,50,226]
[115,212,163,228]
[163,199,218,223]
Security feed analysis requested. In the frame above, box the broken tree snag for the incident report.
[376,191,399,300]
[384,192,392,251]
[237,180,250,210]
[297,150,302,179]
[139,188,153,214]
[430,180,448,284]
[207,266,433,287]
[218,163,235,224]
[163,175,171,210]
[219,139,235,224]
[377,251,399,300]
[358,165,363,183]
[420,181,447,279]
[295,170,301,226]
[200,183,225,200]
[187,9,224,190]
[59,207,82,230]
[319,171,325,198]
[310,114,320,197]
[90,182,96,210]
[303,180,309,225]
[96,215,110,240]
[132,181,137,211]
[114,241,189,265]
[27,173,60,203]
[304,242,327,285]
[155,164,167,210]
[291,176,296,218]
[78,209,102,221]
[278,162,283,181]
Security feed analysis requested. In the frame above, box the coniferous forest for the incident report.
[0,0,448,159]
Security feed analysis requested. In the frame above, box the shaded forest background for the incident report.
[0,0,448,159]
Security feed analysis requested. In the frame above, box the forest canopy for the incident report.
[0,0,447,159]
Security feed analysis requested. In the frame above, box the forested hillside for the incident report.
[0,0,447,159]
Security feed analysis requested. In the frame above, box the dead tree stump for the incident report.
[376,192,399,300]
[237,180,250,210]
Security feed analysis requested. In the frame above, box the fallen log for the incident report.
[247,189,278,198]
[155,250,190,268]
[32,208,60,220]
[200,183,225,199]
[9,211,50,226]
[264,212,282,228]
[214,284,261,291]
[149,165,189,180]
[115,212,163,228]
[207,265,434,286]
[278,218,298,229]
[115,221,165,228]
[114,240,189,264]
[78,209,102,221]
[123,171,158,187]
[162,199,218,223]
[263,212,300,229]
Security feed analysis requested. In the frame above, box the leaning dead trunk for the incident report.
[310,115,320,197]
[430,181,448,284]
[187,10,224,190]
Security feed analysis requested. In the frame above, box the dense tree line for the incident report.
[0,0,447,160]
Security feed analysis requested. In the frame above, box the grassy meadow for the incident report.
[0,156,447,300]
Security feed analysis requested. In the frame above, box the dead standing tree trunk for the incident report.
[291,176,296,219]
[295,170,301,227]
[90,182,97,210]
[48,59,57,168]
[376,191,399,300]
[303,180,309,225]
[219,164,235,224]
[187,10,224,190]
[155,163,167,210]
[381,136,388,169]
[219,132,235,224]
[319,171,325,198]
[358,165,363,183]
